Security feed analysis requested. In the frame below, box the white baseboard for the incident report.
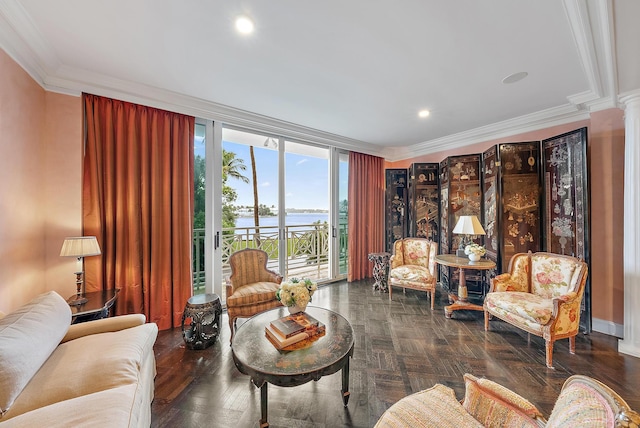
[592,318,624,338]
[619,341,640,358]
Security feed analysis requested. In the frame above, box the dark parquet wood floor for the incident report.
[152,280,640,427]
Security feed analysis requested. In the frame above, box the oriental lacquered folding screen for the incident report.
[541,128,590,332]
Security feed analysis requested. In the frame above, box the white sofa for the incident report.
[0,291,158,427]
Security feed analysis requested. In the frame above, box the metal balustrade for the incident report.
[192,222,347,296]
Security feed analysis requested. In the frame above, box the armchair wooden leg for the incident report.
[388,284,393,300]
[484,311,490,331]
[228,315,235,345]
[545,340,554,369]
[430,290,434,310]
[569,336,576,354]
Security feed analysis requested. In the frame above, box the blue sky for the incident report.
[195,136,347,210]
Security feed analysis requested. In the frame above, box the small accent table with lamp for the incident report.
[435,254,496,318]
[70,288,119,323]
[59,236,102,306]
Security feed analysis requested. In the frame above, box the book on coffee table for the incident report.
[270,312,321,338]
[265,312,326,350]
[265,322,326,350]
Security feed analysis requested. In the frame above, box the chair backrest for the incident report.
[530,252,587,299]
[393,238,437,274]
[228,248,274,288]
[504,252,588,299]
[546,375,640,427]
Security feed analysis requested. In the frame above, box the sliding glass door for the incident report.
[283,140,330,282]
[193,123,347,299]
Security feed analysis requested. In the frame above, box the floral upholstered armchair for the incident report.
[483,251,588,368]
[388,238,438,309]
[226,248,283,343]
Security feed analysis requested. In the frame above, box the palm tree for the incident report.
[223,150,249,184]
[222,150,249,231]
[249,146,260,247]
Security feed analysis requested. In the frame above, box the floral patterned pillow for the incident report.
[531,255,582,299]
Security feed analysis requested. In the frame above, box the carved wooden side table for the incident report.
[434,254,495,319]
[181,293,222,350]
[368,252,391,292]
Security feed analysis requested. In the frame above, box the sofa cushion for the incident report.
[2,322,158,419]
[375,384,484,428]
[531,254,584,299]
[462,374,543,428]
[390,265,433,285]
[0,384,143,428]
[546,380,616,427]
[484,291,552,330]
[0,291,71,417]
[226,281,279,308]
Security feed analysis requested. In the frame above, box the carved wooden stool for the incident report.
[181,293,222,350]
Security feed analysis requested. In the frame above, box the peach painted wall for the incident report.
[0,49,82,313]
[43,91,83,297]
[387,113,625,326]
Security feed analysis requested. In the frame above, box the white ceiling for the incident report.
[1,0,639,160]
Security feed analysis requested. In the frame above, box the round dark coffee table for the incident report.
[231,306,355,427]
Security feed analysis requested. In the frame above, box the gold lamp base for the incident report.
[67,271,88,306]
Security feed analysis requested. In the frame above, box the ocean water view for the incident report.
[233,212,329,229]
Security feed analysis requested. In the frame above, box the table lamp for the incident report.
[452,215,486,257]
[60,236,101,305]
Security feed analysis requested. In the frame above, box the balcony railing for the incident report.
[192,222,348,296]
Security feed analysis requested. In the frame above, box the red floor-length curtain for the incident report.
[82,93,194,330]
[347,152,385,282]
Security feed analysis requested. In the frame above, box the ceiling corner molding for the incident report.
[392,104,590,161]
[0,0,60,86]
[586,95,619,112]
[567,89,600,106]
[381,146,412,162]
[619,89,640,107]
[563,0,603,100]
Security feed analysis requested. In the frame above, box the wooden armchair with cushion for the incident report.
[388,238,438,309]
[226,248,283,343]
[483,251,588,368]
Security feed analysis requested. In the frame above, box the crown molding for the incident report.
[385,104,591,162]
[619,89,640,107]
[45,65,386,157]
[563,0,603,100]
[0,0,624,163]
[0,1,49,86]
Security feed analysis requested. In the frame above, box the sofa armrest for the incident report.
[265,270,283,284]
[61,314,146,343]
[462,373,546,427]
[490,273,529,293]
[548,292,581,330]
[389,254,400,269]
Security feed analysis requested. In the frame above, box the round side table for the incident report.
[181,293,222,350]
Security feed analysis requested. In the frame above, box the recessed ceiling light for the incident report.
[235,16,254,34]
[418,110,430,118]
[502,71,528,84]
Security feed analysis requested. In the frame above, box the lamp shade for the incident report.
[452,215,486,235]
[60,236,101,257]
